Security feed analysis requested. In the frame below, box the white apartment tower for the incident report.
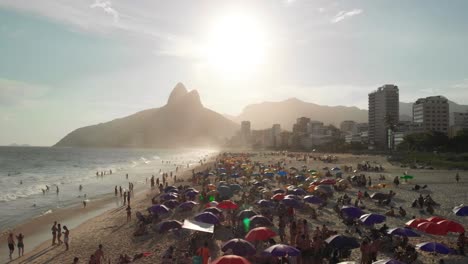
[368,85,399,149]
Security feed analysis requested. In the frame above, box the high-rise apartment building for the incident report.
[368,84,399,149]
[413,96,449,134]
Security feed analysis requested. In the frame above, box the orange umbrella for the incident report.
[245,227,277,242]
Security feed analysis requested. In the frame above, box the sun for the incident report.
[202,14,267,77]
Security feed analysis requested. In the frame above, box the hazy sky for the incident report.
[1,0,468,146]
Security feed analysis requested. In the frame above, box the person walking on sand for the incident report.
[114,186,118,196]
[51,221,58,245]
[123,191,127,206]
[456,172,460,183]
[126,205,132,223]
[57,223,62,245]
[63,226,70,251]
[7,233,15,260]
[16,233,24,257]
[94,244,104,264]
[56,185,59,195]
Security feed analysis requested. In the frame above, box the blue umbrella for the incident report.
[164,186,178,193]
[160,193,178,201]
[256,199,275,208]
[277,171,288,177]
[150,204,170,215]
[263,244,301,257]
[178,201,198,210]
[290,188,307,196]
[387,228,420,237]
[359,213,386,226]
[185,190,199,198]
[453,205,468,216]
[273,189,285,194]
[194,212,220,225]
[416,242,453,254]
[158,220,183,233]
[221,238,256,256]
[282,197,303,208]
[341,206,364,219]
[163,199,180,209]
[325,235,360,249]
[304,195,324,204]
[331,167,341,171]
[372,259,406,264]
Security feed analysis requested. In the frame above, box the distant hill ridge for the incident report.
[54,83,238,148]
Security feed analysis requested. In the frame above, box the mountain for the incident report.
[54,83,238,148]
[399,100,468,124]
[233,98,368,130]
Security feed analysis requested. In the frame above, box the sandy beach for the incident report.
[4,152,468,264]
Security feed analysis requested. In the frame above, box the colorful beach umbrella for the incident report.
[416,222,447,235]
[400,175,414,180]
[405,218,428,228]
[453,204,468,216]
[325,235,360,249]
[416,242,452,254]
[359,213,386,226]
[245,227,277,242]
[387,227,420,237]
[290,188,307,196]
[320,178,337,185]
[211,255,251,264]
[341,206,364,219]
[194,212,220,225]
[218,200,239,210]
[436,220,465,233]
[281,197,302,208]
[249,215,273,227]
[304,195,324,204]
[427,216,445,223]
[271,193,286,201]
[221,239,256,256]
[256,199,275,208]
[263,244,300,257]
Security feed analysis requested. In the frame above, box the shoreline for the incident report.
[2,152,216,264]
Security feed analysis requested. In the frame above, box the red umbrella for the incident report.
[217,200,239,210]
[437,220,465,234]
[319,178,337,185]
[427,216,445,223]
[417,222,448,235]
[271,193,285,201]
[405,218,428,228]
[245,227,277,242]
[211,255,251,264]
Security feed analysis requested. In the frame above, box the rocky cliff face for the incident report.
[54,83,238,148]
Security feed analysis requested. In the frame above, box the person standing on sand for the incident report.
[63,226,70,251]
[51,221,58,245]
[94,244,104,264]
[126,205,132,223]
[456,173,460,183]
[123,191,127,206]
[127,191,131,205]
[57,223,62,245]
[7,233,15,260]
[16,233,24,257]
[56,185,59,195]
[115,186,118,196]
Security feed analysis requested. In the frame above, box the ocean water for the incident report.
[0,147,215,230]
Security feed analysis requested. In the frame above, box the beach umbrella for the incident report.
[387,227,420,237]
[250,215,273,227]
[314,184,334,194]
[163,199,180,209]
[218,186,234,198]
[341,206,364,219]
[194,212,220,225]
[218,181,229,186]
[237,209,258,220]
[185,190,199,198]
[427,216,445,223]
[158,220,183,233]
[295,175,306,182]
[256,199,275,208]
[372,259,405,264]
[205,201,219,208]
[160,193,178,201]
[437,220,465,233]
[400,175,414,180]
[417,222,447,235]
[331,167,341,171]
[229,184,242,192]
[325,235,360,249]
[178,201,198,210]
[245,227,276,242]
[150,204,170,215]
[218,200,239,210]
[271,193,285,201]
[204,207,223,215]
[264,172,275,177]
[263,244,300,257]
[416,242,452,254]
[221,238,256,256]
[304,195,324,204]
[320,178,337,185]
[253,181,263,186]
[359,213,386,226]
[281,198,302,208]
[207,184,216,190]
[370,192,387,200]
[290,188,307,196]
[277,171,288,177]
[211,255,251,264]
[405,218,428,228]
[272,188,285,194]
[284,194,301,200]
[164,186,178,193]
[231,173,240,178]
[453,204,468,216]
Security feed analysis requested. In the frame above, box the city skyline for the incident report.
[1,1,468,145]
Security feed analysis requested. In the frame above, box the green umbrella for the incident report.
[400,175,414,180]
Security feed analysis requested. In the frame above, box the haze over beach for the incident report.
[1,1,468,264]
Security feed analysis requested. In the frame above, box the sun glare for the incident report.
[202,14,267,77]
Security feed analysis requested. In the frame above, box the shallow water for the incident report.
[0,146,215,230]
